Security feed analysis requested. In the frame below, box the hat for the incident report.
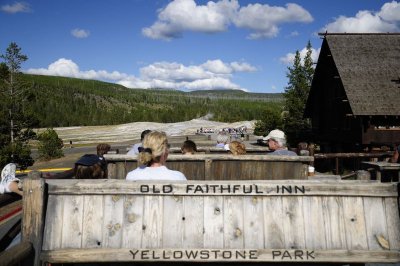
[75,154,103,166]
[263,129,285,141]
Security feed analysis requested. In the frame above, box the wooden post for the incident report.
[204,159,212,180]
[22,173,46,266]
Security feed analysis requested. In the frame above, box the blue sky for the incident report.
[1,0,399,93]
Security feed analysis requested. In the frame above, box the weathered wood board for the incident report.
[105,154,312,180]
[37,179,400,264]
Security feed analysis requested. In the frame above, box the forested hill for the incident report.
[22,74,283,128]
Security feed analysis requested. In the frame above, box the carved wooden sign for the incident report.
[37,180,400,264]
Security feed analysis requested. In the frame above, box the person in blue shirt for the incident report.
[263,129,297,156]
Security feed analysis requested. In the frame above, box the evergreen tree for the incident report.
[0,42,35,169]
[282,41,314,146]
[37,128,64,160]
[254,108,283,136]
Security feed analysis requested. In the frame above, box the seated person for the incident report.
[228,141,246,155]
[263,129,297,156]
[126,131,186,180]
[74,154,107,179]
[97,143,111,158]
[0,163,22,196]
[297,142,310,156]
[127,129,151,156]
[216,132,229,148]
[181,140,197,155]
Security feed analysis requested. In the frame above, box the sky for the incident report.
[1,0,399,93]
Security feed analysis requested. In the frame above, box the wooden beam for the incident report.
[44,179,398,197]
[22,176,46,266]
[104,154,314,163]
[40,248,400,263]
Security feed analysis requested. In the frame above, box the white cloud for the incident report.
[280,47,320,66]
[26,58,128,80]
[233,3,313,39]
[230,61,257,72]
[379,1,400,21]
[1,2,31,13]
[142,0,313,40]
[26,58,257,91]
[71,28,90,38]
[321,1,400,33]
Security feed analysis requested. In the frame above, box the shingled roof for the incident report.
[318,33,400,116]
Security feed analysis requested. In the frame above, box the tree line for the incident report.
[22,74,283,127]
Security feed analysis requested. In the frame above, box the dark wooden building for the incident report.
[305,33,400,152]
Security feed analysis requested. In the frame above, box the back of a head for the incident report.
[97,143,111,157]
[181,140,197,154]
[74,154,107,179]
[139,131,168,166]
[141,129,152,141]
[229,141,246,155]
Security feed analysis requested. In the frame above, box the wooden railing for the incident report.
[105,154,313,180]
[314,152,394,174]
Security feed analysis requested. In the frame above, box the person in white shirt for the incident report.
[127,129,151,156]
[126,131,186,181]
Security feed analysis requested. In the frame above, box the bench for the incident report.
[105,154,313,180]
[16,178,400,265]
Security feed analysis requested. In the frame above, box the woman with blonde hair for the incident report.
[228,141,246,155]
[126,131,186,180]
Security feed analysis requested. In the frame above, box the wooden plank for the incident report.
[167,161,205,180]
[223,196,244,248]
[321,197,347,249]
[243,196,264,248]
[105,154,314,162]
[107,163,116,179]
[21,178,45,266]
[40,248,400,263]
[102,195,124,248]
[162,195,183,248]
[342,197,368,250]
[263,197,285,248]
[363,197,389,250]
[282,196,305,249]
[204,159,212,180]
[121,195,144,248]
[42,195,64,250]
[203,196,224,248]
[61,195,83,248]
[46,179,398,197]
[303,196,326,249]
[82,195,103,248]
[384,197,400,250]
[183,196,204,248]
[142,195,163,248]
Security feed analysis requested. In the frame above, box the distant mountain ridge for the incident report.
[20,74,283,128]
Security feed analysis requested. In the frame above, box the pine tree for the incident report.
[282,41,314,146]
[0,43,35,169]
